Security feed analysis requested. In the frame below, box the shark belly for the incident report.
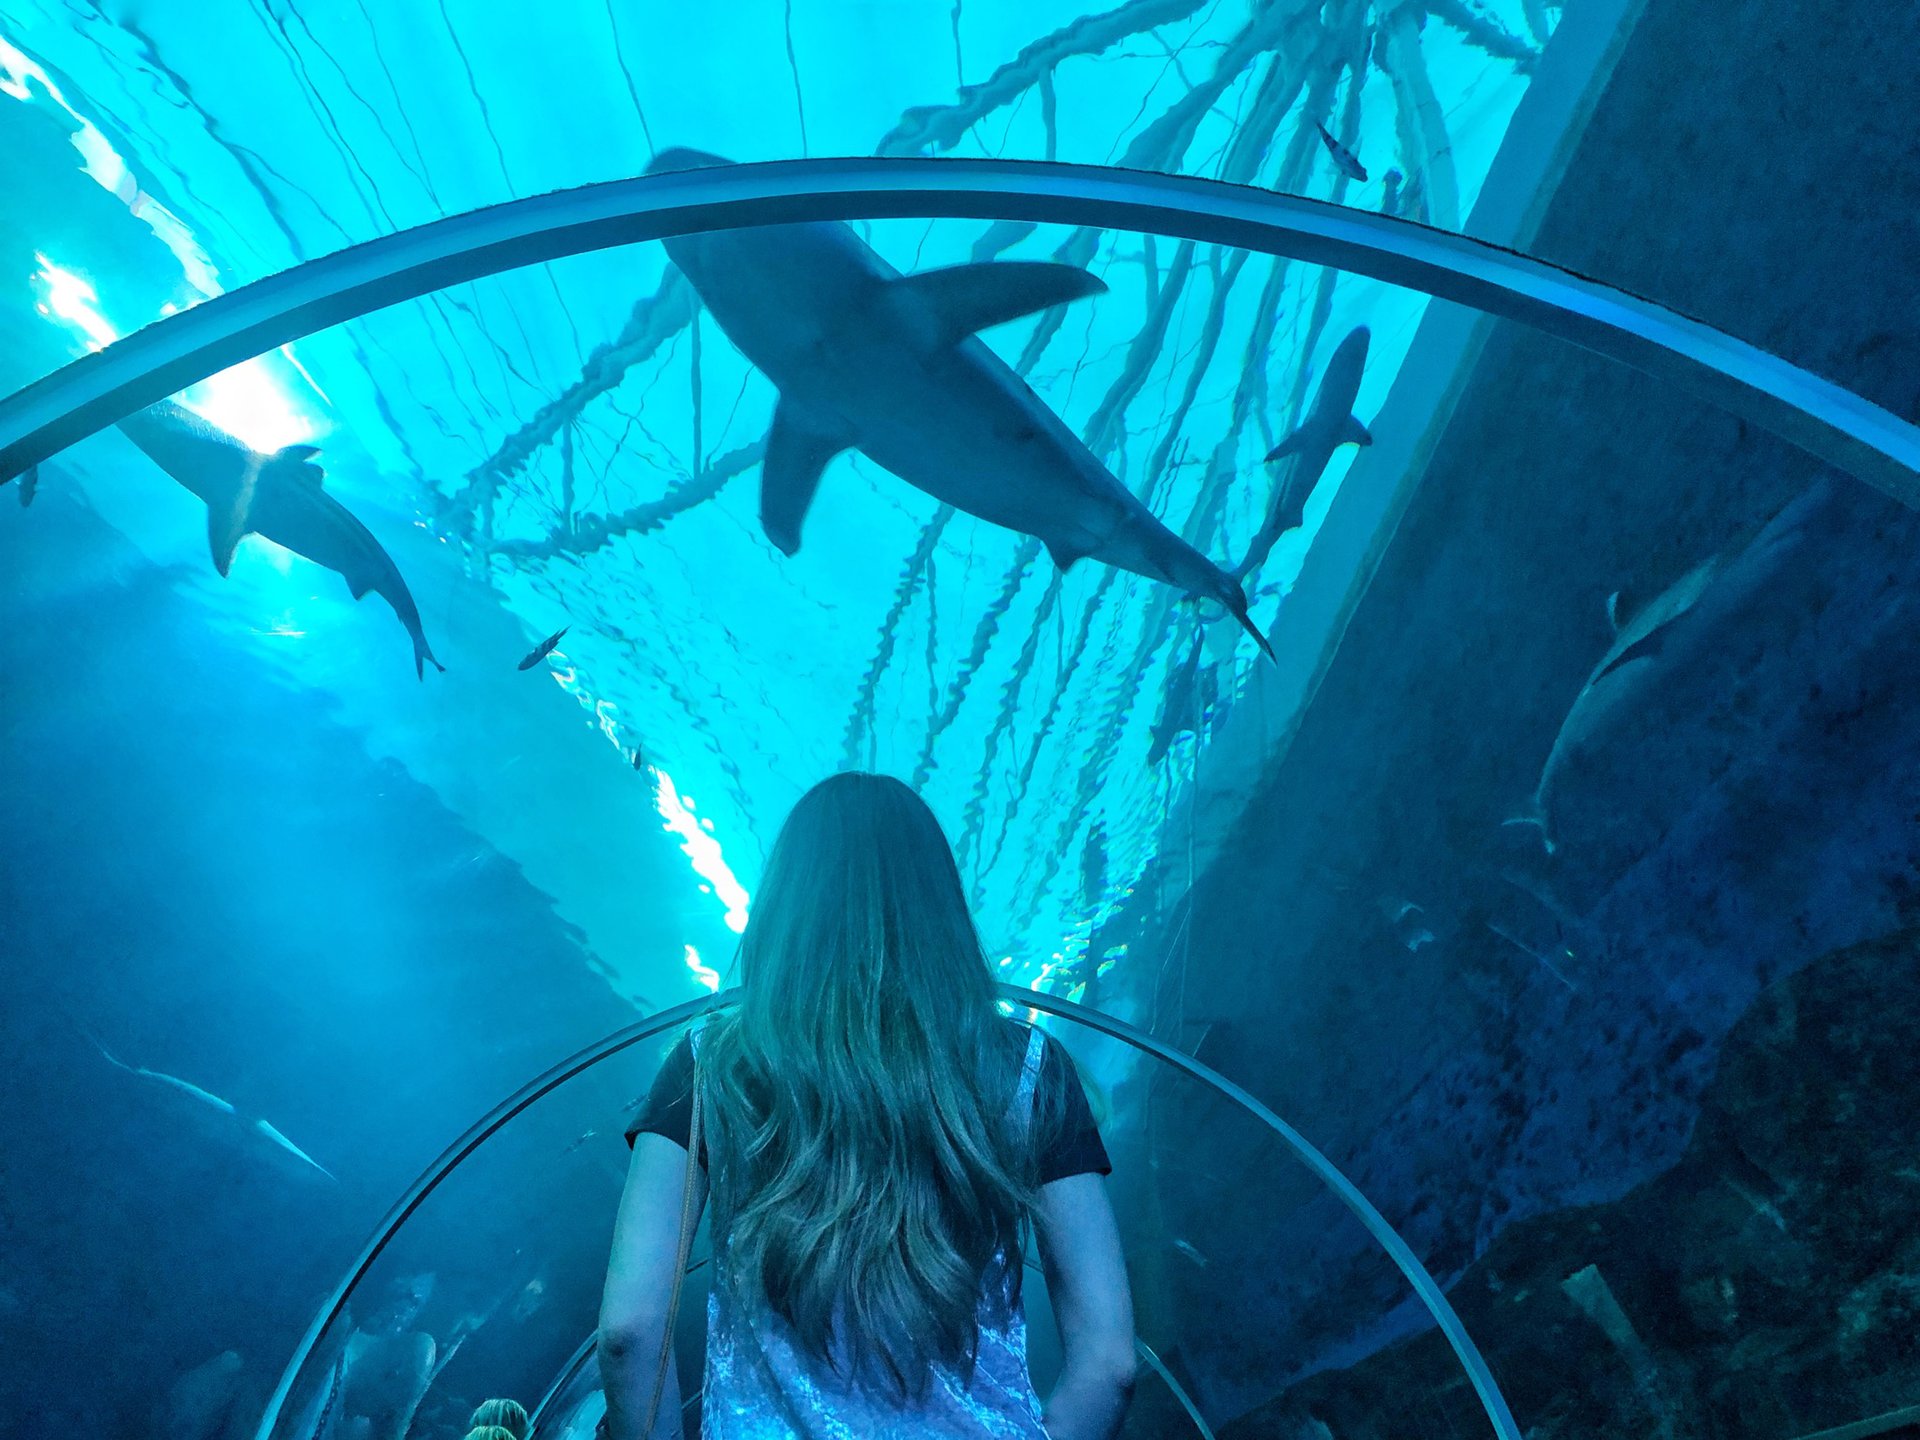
[825,343,1129,556]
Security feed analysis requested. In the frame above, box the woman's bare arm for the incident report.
[599,1133,707,1440]
[1034,1172,1137,1440]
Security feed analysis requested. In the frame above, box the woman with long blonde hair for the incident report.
[599,773,1135,1439]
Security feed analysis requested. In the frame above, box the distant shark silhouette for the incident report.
[1146,630,1216,767]
[1237,327,1373,579]
[646,147,1273,660]
[117,402,443,679]
[1505,477,1843,854]
[86,1030,338,1182]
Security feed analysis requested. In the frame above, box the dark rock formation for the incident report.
[1223,928,1920,1439]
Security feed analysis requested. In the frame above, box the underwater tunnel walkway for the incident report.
[5,154,1914,1440]
[254,987,1523,1440]
[3,156,1918,511]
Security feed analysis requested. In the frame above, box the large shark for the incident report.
[646,147,1273,659]
[116,402,443,678]
[1237,327,1373,579]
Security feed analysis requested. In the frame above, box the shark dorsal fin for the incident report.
[893,261,1107,346]
[761,398,849,556]
[271,444,325,485]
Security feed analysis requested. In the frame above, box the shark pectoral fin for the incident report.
[894,261,1107,345]
[207,508,250,577]
[1264,428,1305,463]
[761,398,845,556]
[1342,415,1374,447]
[18,465,38,506]
[1044,535,1092,572]
[1592,629,1666,683]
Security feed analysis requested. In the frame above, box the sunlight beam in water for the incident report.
[654,769,751,935]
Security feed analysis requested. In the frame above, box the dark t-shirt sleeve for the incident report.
[622,1027,1110,1183]
[624,1032,706,1168]
[1036,1033,1112,1184]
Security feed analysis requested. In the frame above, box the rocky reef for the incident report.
[1222,927,1920,1439]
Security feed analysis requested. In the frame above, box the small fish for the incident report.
[1172,1238,1210,1269]
[632,747,646,771]
[1314,121,1368,183]
[517,624,571,671]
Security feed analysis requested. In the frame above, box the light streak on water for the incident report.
[684,944,721,993]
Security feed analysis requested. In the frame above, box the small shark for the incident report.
[1505,478,1840,853]
[517,624,570,670]
[116,402,443,678]
[87,1031,338,1182]
[1146,631,1216,766]
[645,147,1273,660]
[1314,121,1369,183]
[1237,328,1373,579]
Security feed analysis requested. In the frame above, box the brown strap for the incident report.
[641,1048,703,1437]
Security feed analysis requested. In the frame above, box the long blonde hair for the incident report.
[700,773,1059,1400]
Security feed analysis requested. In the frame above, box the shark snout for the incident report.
[645,147,736,176]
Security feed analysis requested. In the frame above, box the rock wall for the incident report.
[1116,0,1920,1420]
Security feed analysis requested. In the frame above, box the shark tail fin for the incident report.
[1343,415,1373,447]
[1211,572,1276,663]
[414,637,446,681]
[81,1026,131,1074]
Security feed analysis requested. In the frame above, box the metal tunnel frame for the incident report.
[252,986,1523,1440]
[2,157,1918,507]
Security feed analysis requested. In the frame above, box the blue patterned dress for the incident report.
[691,1024,1053,1440]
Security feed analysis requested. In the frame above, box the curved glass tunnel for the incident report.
[258,990,1511,1440]
[6,4,1920,1439]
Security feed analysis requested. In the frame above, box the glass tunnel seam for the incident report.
[0,156,1916,514]
[252,987,1523,1440]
